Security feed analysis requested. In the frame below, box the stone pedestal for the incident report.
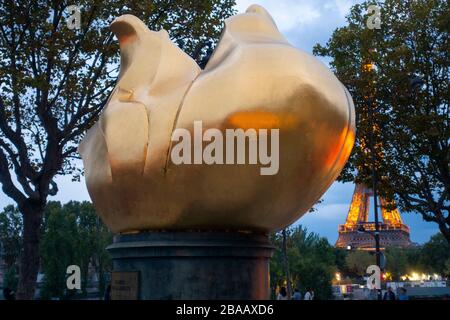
[107,231,274,300]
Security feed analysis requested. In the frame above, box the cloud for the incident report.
[296,181,440,244]
[235,0,356,30]
[235,0,363,54]
[295,199,350,244]
[305,203,349,221]
[236,0,321,31]
[48,175,90,204]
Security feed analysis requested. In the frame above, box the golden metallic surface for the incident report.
[79,5,355,234]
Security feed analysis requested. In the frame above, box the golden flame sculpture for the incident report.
[79,5,355,233]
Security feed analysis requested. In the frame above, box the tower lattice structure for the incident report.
[335,184,412,249]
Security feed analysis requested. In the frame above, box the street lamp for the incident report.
[357,224,386,298]
[357,225,385,268]
[364,62,382,292]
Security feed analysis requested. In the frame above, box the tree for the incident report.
[40,202,78,299]
[64,201,112,297]
[445,259,450,276]
[384,247,409,280]
[314,0,449,243]
[0,205,22,268]
[40,201,112,299]
[345,250,373,278]
[333,248,348,274]
[0,204,22,290]
[0,0,235,298]
[419,233,450,276]
[271,226,336,300]
[1,201,112,299]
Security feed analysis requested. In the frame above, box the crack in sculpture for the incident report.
[164,72,202,174]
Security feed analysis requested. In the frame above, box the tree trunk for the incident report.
[281,229,292,299]
[16,202,44,300]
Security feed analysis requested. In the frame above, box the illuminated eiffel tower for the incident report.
[335,58,412,250]
[335,184,412,250]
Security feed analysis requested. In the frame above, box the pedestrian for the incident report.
[277,287,288,300]
[304,287,314,300]
[104,284,111,300]
[292,288,301,300]
[397,287,409,300]
[383,286,396,300]
[368,288,378,300]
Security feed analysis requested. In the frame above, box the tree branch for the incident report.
[0,147,26,206]
[0,95,37,179]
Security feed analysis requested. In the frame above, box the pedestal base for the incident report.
[107,231,274,300]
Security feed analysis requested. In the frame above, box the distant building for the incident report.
[336,184,413,250]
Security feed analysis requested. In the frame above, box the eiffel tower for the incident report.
[335,184,412,250]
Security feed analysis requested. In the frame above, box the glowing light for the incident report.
[363,63,374,72]
[227,111,298,130]
[401,272,439,282]
[325,127,355,174]
[411,272,420,281]
[382,272,392,281]
[345,186,363,227]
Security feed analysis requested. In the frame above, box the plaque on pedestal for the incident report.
[111,271,139,300]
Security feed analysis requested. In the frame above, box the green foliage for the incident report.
[341,235,449,281]
[67,201,112,296]
[0,201,112,298]
[270,226,336,300]
[384,247,410,280]
[404,247,424,272]
[345,250,373,277]
[314,0,450,243]
[3,265,18,291]
[270,229,449,297]
[419,233,450,276]
[40,202,79,299]
[40,201,112,300]
[0,205,22,268]
[333,248,348,272]
[445,260,450,275]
